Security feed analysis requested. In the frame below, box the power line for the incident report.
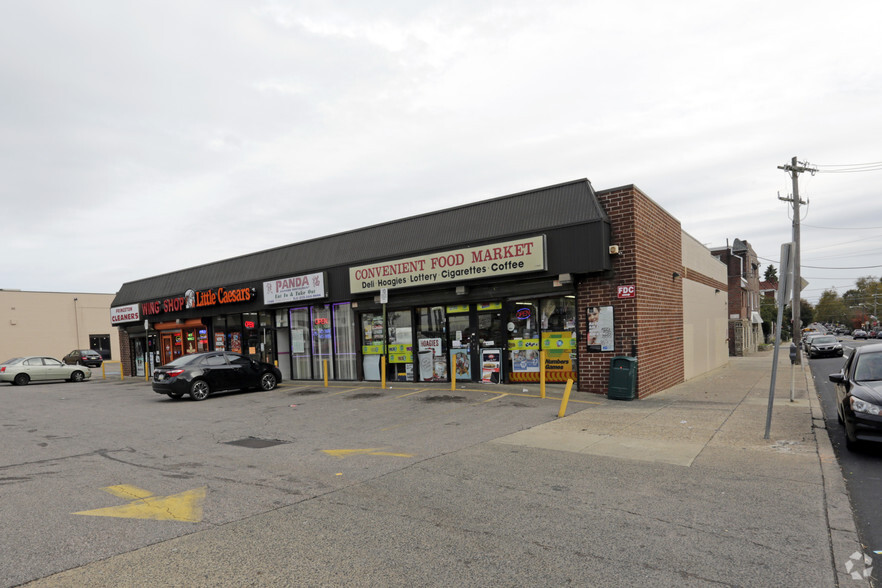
[804,223,882,230]
[812,160,882,174]
[756,254,882,270]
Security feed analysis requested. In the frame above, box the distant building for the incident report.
[0,290,121,364]
[759,280,778,300]
[711,239,763,356]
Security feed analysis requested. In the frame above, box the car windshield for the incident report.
[813,336,836,344]
[2,358,24,365]
[855,352,882,382]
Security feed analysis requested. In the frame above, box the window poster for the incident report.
[587,306,615,352]
[451,348,471,380]
[511,349,540,373]
[230,332,242,353]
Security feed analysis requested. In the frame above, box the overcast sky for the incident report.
[3,1,881,304]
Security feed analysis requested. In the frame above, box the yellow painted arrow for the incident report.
[74,484,206,522]
[323,448,414,459]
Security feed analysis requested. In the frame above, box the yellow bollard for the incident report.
[540,350,546,399]
[381,355,386,389]
[323,359,329,387]
[557,379,574,418]
[451,373,456,391]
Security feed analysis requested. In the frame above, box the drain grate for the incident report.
[224,437,290,449]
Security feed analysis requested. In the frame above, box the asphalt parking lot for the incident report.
[1,375,587,586]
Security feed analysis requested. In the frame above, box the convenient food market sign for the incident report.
[349,235,546,294]
[141,286,256,316]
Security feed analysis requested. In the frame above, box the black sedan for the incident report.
[829,343,882,450]
[807,335,843,359]
[152,351,281,401]
[62,349,104,368]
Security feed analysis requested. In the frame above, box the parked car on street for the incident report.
[854,330,869,340]
[803,333,823,352]
[807,335,843,359]
[829,343,882,450]
[0,357,91,386]
[62,349,104,368]
[152,351,281,400]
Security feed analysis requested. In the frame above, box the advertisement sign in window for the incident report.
[587,306,615,352]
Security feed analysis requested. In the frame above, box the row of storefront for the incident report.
[112,179,729,396]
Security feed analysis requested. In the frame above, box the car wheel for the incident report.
[843,419,862,452]
[167,391,184,400]
[260,372,277,391]
[13,373,29,386]
[69,371,85,383]
[189,380,210,401]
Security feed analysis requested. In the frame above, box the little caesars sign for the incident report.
[349,235,546,294]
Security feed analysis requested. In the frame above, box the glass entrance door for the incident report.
[448,313,473,381]
[476,305,504,383]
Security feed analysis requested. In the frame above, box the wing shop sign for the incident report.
[141,286,256,317]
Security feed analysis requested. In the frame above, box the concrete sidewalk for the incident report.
[495,350,869,585]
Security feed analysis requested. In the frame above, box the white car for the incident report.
[0,356,92,386]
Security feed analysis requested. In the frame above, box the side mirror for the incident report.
[829,373,845,384]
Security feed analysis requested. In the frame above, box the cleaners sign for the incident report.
[349,235,546,294]
[110,304,141,325]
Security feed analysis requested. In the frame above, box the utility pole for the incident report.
[777,156,816,363]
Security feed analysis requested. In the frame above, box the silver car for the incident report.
[0,357,92,386]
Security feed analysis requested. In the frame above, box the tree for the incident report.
[763,264,778,283]
[815,289,848,324]
[760,295,777,341]
[784,299,815,331]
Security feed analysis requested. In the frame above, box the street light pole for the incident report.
[73,297,80,346]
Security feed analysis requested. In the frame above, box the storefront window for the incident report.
[540,297,578,382]
[243,312,260,360]
[508,300,540,381]
[226,315,243,354]
[311,306,334,380]
[289,307,311,379]
[212,316,226,351]
[334,303,357,380]
[416,306,447,381]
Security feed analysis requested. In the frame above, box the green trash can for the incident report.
[608,356,637,400]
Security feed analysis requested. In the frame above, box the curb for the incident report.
[802,358,872,586]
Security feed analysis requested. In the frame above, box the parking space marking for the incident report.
[322,448,415,459]
[73,484,206,522]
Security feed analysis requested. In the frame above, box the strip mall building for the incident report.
[111,179,729,397]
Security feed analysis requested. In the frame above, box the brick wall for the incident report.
[119,329,132,377]
[577,186,684,397]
